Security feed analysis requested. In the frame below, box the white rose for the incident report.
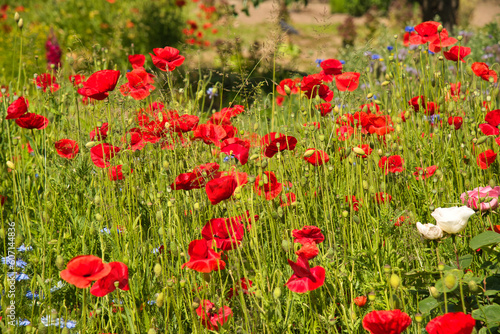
[416,222,443,240]
[431,206,475,234]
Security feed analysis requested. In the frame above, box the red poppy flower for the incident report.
[353,144,373,158]
[316,103,333,116]
[335,72,361,92]
[60,255,112,289]
[150,46,185,72]
[414,165,438,180]
[292,225,324,244]
[448,116,463,130]
[206,175,238,205]
[300,75,334,102]
[478,109,500,136]
[276,78,300,106]
[425,102,439,115]
[428,29,457,53]
[221,124,237,141]
[119,68,155,100]
[362,309,412,334]
[6,96,28,119]
[221,137,250,165]
[169,114,199,133]
[337,113,355,126]
[90,143,121,168]
[444,46,471,63]
[425,312,475,334]
[471,62,498,83]
[304,148,329,166]
[410,21,440,44]
[181,239,226,273]
[366,115,394,136]
[403,31,417,47]
[285,255,325,293]
[15,113,49,130]
[359,102,380,113]
[34,73,60,93]
[193,123,227,145]
[128,54,146,69]
[227,278,253,299]
[78,70,121,100]
[408,95,425,111]
[108,165,132,181]
[345,195,361,211]
[261,132,298,158]
[90,262,129,297]
[477,149,497,169]
[196,300,232,330]
[171,163,220,190]
[69,74,86,86]
[201,217,245,251]
[295,242,319,260]
[122,130,147,151]
[90,123,109,141]
[319,58,343,82]
[280,192,297,207]
[54,139,79,159]
[374,192,392,204]
[254,171,282,200]
[378,155,404,174]
[354,296,367,307]
[336,125,354,141]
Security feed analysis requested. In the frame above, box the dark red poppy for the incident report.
[292,226,324,245]
[478,109,500,136]
[426,312,475,334]
[295,242,319,260]
[304,148,329,166]
[280,192,297,207]
[374,192,392,204]
[34,73,60,93]
[448,116,463,130]
[60,255,112,289]
[78,70,121,100]
[410,21,440,44]
[354,296,367,307]
[477,149,497,169]
[201,217,245,251]
[181,239,226,273]
[128,54,146,69]
[192,123,227,145]
[414,165,438,180]
[254,171,282,200]
[6,96,28,119]
[378,155,404,174]
[0,195,6,206]
[227,278,253,299]
[335,72,361,92]
[425,102,439,115]
[90,262,129,297]
[69,74,86,86]
[54,139,79,159]
[196,300,232,330]
[90,143,121,168]
[444,46,471,63]
[169,114,199,133]
[300,75,333,102]
[90,123,109,141]
[150,46,185,72]
[471,62,498,83]
[206,175,238,205]
[261,132,297,158]
[285,255,325,293]
[15,113,49,130]
[408,95,425,111]
[221,137,250,165]
[171,163,220,190]
[119,68,155,100]
[316,103,333,116]
[345,195,361,211]
[319,58,343,82]
[362,310,412,334]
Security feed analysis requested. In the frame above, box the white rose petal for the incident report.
[416,222,443,240]
[431,206,475,234]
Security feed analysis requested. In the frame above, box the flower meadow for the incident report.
[1,6,500,334]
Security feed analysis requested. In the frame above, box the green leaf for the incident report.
[459,254,473,268]
[418,296,440,313]
[472,304,500,323]
[470,231,500,250]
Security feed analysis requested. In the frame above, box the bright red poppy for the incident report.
[201,217,245,251]
[316,103,333,116]
[108,165,132,181]
[300,75,333,102]
[408,95,425,111]
[448,116,463,130]
[292,226,324,245]
[196,300,232,331]
[428,29,457,53]
[90,143,121,168]
[169,114,199,133]
[192,123,227,145]
[171,163,220,190]
[150,46,185,72]
[285,255,325,293]
[477,150,497,169]
[69,74,86,86]
[403,31,417,47]
[280,192,297,207]
[295,242,319,260]
[379,155,404,174]
[60,255,112,289]
[410,21,440,45]
[346,195,361,211]
[221,137,250,165]
[374,192,392,204]
[206,175,238,205]
[319,58,343,82]
[6,96,28,119]
[425,102,439,116]
[443,46,471,63]
[181,239,226,273]
[471,62,498,83]
[276,78,300,106]
[304,148,329,166]
[54,139,79,159]
[354,296,367,307]
[15,113,49,130]
[227,278,253,299]
[335,72,361,91]
[261,132,297,158]
[90,123,109,141]
[362,309,412,334]
[90,262,129,297]
[254,171,282,200]
[425,312,475,334]
[414,165,438,180]
[128,54,146,69]
[34,73,60,93]
[119,68,155,100]
[478,109,500,136]
[78,70,121,100]
[336,125,354,141]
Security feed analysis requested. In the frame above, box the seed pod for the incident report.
[6,161,15,170]
[154,263,162,277]
[55,255,65,270]
[353,147,366,156]
[304,149,316,158]
[468,280,479,293]
[273,287,282,299]
[476,135,489,145]
[429,286,440,298]
[95,213,104,222]
[156,292,164,307]
[85,141,98,148]
[281,239,291,252]
[444,274,457,290]
[390,274,400,290]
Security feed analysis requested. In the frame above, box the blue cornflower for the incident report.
[49,281,65,292]
[18,244,33,252]
[315,59,324,67]
[26,291,40,300]
[371,54,381,60]
[100,227,111,234]
[339,60,346,64]
[405,26,415,33]
[427,50,435,55]
[387,46,394,51]
[17,319,31,326]
[147,300,156,305]
[3,257,29,269]
[41,316,77,329]
[7,272,30,281]
[206,87,218,99]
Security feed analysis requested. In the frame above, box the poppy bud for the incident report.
[122,256,129,265]
[191,301,200,309]
[374,99,382,105]
[94,195,101,205]
[38,323,48,334]
[367,93,373,99]
[468,280,479,293]
[444,274,457,290]
[273,287,282,299]
[194,202,200,210]
[429,286,440,298]
[148,329,157,334]
[18,18,23,29]
[438,261,445,271]
[95,213,104,222]
[415,313,423,323]
[381,81,390,86]
[14,12,20,22]
[319,134,325,141]
[281,239,291,252]
[156,292,164,307]
[85,141,98,148]
[253,123,259,131]
[166,279,174,287]
[353,215,360,223]
[342,210,349,217]
[393,34,398,39]
[476,135,489,145]
[303,149,316,158]
[383,264,391,274]
[489,179,496,187]
[6,161,15,170]
[156,210,163,221]
[457,35,463,41]
[353,147,366,156]
[390,273,400,290]
[284,84,291,95]
[368,291,376,301]
[170,241,177,255]
[55,255,65,270]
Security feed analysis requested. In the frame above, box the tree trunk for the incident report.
[418,0,459,33]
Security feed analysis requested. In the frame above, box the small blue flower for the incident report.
[35,173,39,178]
[387,46,394,51]
[147,300,156,305]
[50,281,65,292]
[7,272,30,281]
[339,60,346,64]
[315,59,324,67]
[371,54,381,60]
[18,244,33,252]
[17,319,31,326]
[41,316,77,329]
[100,227,111,234]
[206,87,218,99]
[427,50,435,55]
[26,291,40,300]
[405,26,415,33]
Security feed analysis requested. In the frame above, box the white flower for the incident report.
[431,206,475,234]
[416,222,443,240]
